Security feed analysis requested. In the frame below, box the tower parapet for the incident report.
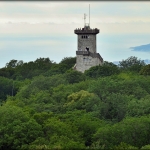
[74,27,99,35]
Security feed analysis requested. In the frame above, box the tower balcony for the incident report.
[76,50,103,62]
[74,28,99,35]
[76,50,90,55]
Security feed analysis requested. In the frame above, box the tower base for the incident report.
[74,52,103,73]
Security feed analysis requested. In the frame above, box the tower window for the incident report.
[81,35,89,39]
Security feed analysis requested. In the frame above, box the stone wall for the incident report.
[76,55,103,73]
[78,34,96,53]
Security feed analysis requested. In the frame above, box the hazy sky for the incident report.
[0,1,150,68]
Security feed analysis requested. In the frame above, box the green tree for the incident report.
[0,77,19,102]
[102,61,120,76]
[119,56,145,72]
[64,70,85,84]
[43,117,85,149]
[97,93,129,122]
[140,64,150,75]
[141,144,150,149]
[59,57,76,70]
[6,59,18,68]
[93,116,150,149]
[126,95,150,117]
[114,142,138,149]
[64,90,99,112]
[85,61,120,78]
[0,104,43,149]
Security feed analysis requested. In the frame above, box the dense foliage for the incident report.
[0,56,150,149]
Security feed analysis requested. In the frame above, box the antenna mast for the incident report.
[89,4,90,27]
[84,13,86,26]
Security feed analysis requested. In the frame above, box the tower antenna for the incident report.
[89,4,90,27]
[84,13,86,26]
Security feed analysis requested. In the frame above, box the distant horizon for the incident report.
[0,1,150,68]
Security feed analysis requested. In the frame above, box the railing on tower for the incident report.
[76,50,90,55]
[76,50,103,62]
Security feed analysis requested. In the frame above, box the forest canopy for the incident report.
[0,56,150,149]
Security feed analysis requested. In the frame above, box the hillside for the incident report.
[0,56,150,149]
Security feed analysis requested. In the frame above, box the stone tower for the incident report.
[74,15,103,73]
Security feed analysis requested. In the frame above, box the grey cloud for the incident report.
[130,43,150,52]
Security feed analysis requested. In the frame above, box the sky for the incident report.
[0,1,150,68]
